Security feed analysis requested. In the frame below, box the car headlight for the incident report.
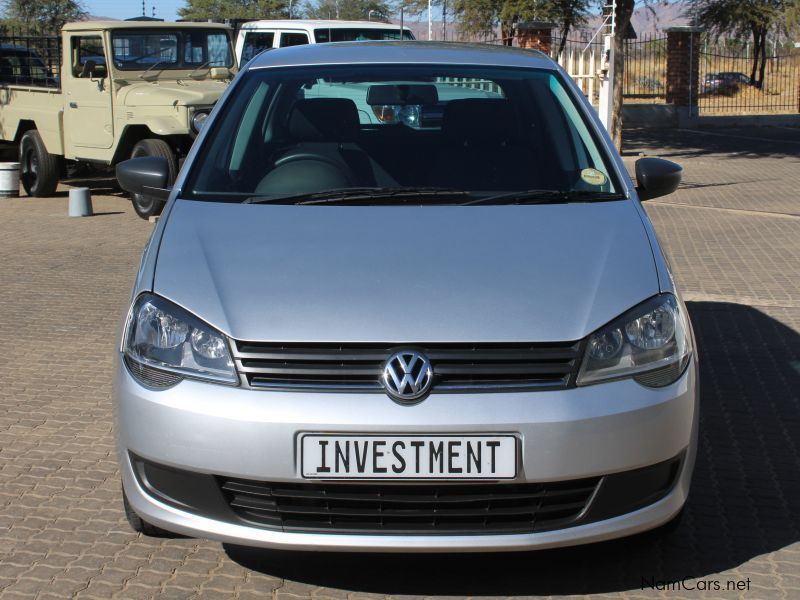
[123,293,236,387]
[371,104,422,127]
[577,294,692,388]
[398,105,421,127]
[191,110,209,133]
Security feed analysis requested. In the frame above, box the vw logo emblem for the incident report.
[382,350,434,403]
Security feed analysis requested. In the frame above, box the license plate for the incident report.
[301,435,517,479]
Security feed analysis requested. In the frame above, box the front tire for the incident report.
[19,130,60,197]
[129,138,177,219]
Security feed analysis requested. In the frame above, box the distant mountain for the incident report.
[583,1,691,36]
[397,1,692,41]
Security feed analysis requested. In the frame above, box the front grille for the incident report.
[218,478,600,534]
[232,341,583,393]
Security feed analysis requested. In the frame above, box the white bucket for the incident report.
[0,162,20,198]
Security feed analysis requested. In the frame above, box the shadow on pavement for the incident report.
[623,126,800,160]
[225,302,800,595]
[61,173,124,197]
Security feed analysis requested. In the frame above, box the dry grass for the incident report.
[698,54,800,115]
[618,53,800,113]
[559,43,798,114]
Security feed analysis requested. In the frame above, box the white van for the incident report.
[235,19,415,64]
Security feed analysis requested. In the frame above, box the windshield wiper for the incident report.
[139,60,167,80]
[244,187,470,205]
[187,61,211,79]
[462,189,626,206]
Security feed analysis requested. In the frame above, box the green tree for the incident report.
[451,0,587,48]
[697,0,787,88]
[2,0,86,34]
[539,0,587,55]
[787,0,800,32]
[609,0,635,149]
[451,0,510,43]
[303,0,393,21]
[178,0,288,21]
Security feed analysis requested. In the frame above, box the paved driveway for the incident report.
[1,127,799,599]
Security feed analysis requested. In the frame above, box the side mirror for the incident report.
[635,157,682,201]
[116,157,171,199]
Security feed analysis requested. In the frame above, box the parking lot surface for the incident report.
[1,127,799,599]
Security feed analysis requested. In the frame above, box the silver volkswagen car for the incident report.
[114,42,697,552]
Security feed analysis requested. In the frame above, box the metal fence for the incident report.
[623,34,667,103]
[699,43,800,114]
[0,34,61,87]
[553,33,667,106]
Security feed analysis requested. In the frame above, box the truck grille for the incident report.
[232,341,582,393]
[218,478,600,534]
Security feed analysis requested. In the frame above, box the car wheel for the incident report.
[19,130,61,197]
[129,139,177,220]
[122,484,176,537]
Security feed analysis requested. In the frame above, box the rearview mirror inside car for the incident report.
[116,157,171,200]
[635,157,682,201]
[366,84,438,105]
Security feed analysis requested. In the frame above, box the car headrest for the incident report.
[442,99,517,145]
[288,98,360,143]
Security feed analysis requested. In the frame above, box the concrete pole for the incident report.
[598,33,614,132]
[428,0,432,40]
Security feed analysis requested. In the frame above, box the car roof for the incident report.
[62,20,232,31]
[247,41,554,70]
[240,19,411,31]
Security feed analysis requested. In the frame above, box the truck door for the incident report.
[64,34,113,149]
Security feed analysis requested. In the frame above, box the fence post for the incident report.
[665,26,702,126]
[516,21,557,54]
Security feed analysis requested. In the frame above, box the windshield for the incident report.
[183,65,620,204]
[314,28,415,42]
[111,28,233,70]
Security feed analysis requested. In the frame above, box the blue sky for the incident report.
[85,0,184,20]
[82,0,446,23]
[83,0,662,25]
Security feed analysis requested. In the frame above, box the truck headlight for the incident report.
[577,294,692,387]
[123,293,236,387]
[191,110,209,133]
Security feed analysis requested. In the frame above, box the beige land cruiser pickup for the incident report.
[0,21,237,218]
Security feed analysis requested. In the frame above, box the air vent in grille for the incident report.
[232,341,583,393]
[218,478,600,534]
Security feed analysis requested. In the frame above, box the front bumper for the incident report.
[114,356,698,552]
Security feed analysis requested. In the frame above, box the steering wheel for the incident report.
[255,152,354,195]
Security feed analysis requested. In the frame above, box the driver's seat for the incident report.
[255,99,396,195]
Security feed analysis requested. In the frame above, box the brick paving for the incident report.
[1,127,799,598]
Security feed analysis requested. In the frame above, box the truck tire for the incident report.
[129,139,177,220]
[19,130,60,197]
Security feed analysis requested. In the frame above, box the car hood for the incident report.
[153,199,659,343]
[117,79,230,106]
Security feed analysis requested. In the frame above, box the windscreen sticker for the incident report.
[580,168,608,187]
